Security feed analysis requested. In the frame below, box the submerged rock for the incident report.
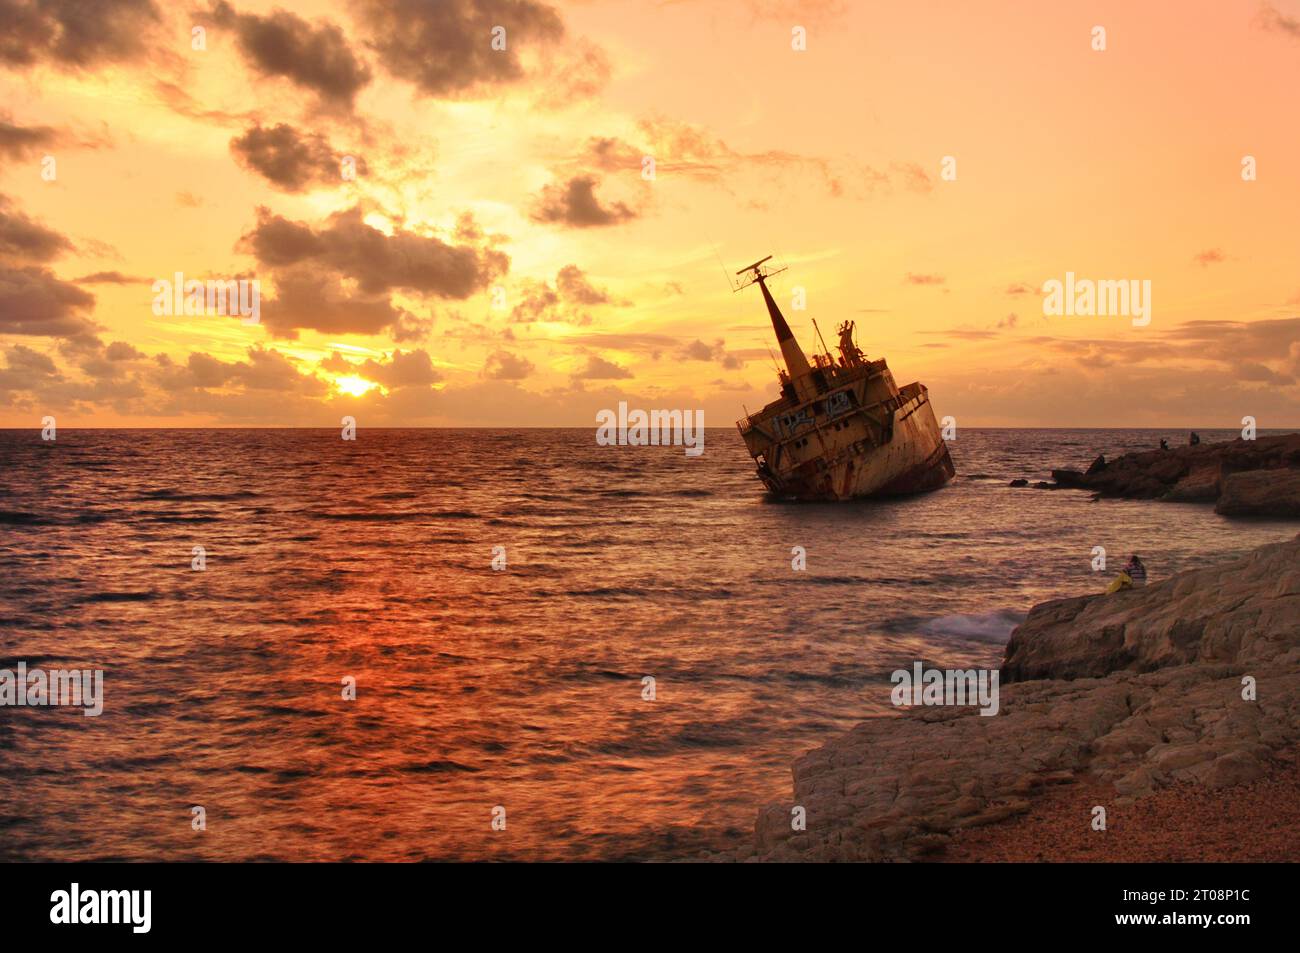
[740,535,1300,862]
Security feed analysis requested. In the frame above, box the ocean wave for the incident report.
[0,511,51,525]
[916,608,1025,643]
[136,490,260,502]
[80,591,159,603]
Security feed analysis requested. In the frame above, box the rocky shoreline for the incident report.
[1012,433,1300,517]
[733,534,1300,861]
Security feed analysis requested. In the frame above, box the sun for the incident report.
[333,375,379,397]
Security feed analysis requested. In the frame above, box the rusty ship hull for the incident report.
[733,257,955,502]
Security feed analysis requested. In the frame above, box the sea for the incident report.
[0,427,1294,861]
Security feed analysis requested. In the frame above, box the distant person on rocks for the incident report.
[1189,432,1200,445]
[1159,438,1169,450]
[1106,554,1146,593]
[1087,453,1106,474]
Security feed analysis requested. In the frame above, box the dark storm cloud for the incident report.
[0,0,159,70]
[355,0,563,97]
[0,194,73,261]
[530,176,637,228]
[230,123,363,192]
[210,2,372,110]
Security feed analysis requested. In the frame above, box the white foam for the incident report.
[918,609,1025,643]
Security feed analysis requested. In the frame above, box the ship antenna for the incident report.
[734,254,788,291]
[811,317,832,360]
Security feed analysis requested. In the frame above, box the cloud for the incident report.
[530,175,637,228]
[483,349,535,380]
[354,0,567,98]
[1257,2,1300,38]
[677,338,743,369]
[0,0,160,70]
[577,119,929,201]
[924,327,997,341]
[1193,247,1227,267]
[573,354,632,379]
[74,271,147,284]
[0,263,99,338]
[1004,282,1034,296]
[507,265,619,324]
[210,1,372,111]
[889,161,933,194]
[230,123,363,192]
[358,348,441,389]
[742,0,848,25]
[904,272,945,286]
[1016,318,1300,387]
[0,115,58,157]
[0,194,73,261]
[155,346,329,395]
[536,36,610,107]
[242,206,506,297]
[252,266,405,339]
[105,341,145,361]
[239,205,508,337]
[0,193,100,342]
[555,264,610,305]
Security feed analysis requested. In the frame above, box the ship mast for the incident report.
[735,256,816,399]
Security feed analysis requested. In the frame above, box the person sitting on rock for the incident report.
[1106,555,1146,593]
[1189,432,1200,445]
[1086,453,1106,475]
[1159,438,1169,450]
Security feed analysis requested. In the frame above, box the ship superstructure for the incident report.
[734,257,955,500]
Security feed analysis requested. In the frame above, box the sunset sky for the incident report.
[2,0,1299,427]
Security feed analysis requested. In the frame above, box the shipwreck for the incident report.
[734,256,955,501]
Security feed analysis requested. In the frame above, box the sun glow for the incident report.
[333,375,379,397]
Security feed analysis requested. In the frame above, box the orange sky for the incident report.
[2,0,1298,427]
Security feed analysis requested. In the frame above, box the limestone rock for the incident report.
[1215,469,1300,517]
[741,534,1300,862]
